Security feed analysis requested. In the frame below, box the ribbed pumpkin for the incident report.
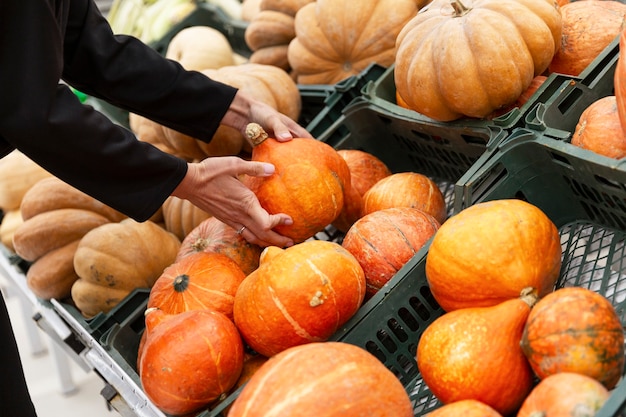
[176,216,263,276]
[517,372,610,417]
[0,209,22,252]
[161,196,212,241]
[243,123,351,243]
[342,207,440,299]
[26,240,80,301]
[72,219,181,317]
[165,26,236,72]
[417,289,538,416]
[425,199,561,312]
[287,0,419,85]
[395,0,562,121]
[0,150,52,212]
[427,400,504,417]
[571,96,626,159]
[521,287,625,389]
[233,240,365,357]
[549,0,626,76]
[332,149,392,232]
[361,172,447,225]
[148,251,246,320]
[227,342,414,417]
[618,28,626,137]
[139,308,244,416]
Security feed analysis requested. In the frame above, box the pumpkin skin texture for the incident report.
[549,1,626,76]
[233,240,366,357]
[287,0,419,85]
[148,252,246,321]
[416,290,538,416]
[243,125,351,243]
[571,96,626,159]
[227,342,413,417]
[72,219,181,317]
[332,149,392,232]
[617,28,626,137]
[425,199,561,312]
[427,400,504,417]
[139,308,244,416]
[361,172,447,225]
[342,207,440,299]
[395,0,562,121]
[0,150,52,212]
[520,287,625,389]
[165,26,235,72]
[175,216,263,276]
[517,372,610,417]
[161,196,212,241]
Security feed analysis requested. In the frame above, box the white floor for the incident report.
[2,278,117,417]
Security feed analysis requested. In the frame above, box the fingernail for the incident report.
[262,163,275,176]
[284,240,294,248]
[283,217,293,226]
[277,132,292,140]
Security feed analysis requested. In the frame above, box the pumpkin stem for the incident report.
[245,123,269,146]
[191,238,208,252]
[173,274,190,292]
[450,0,471,17]
[519,287,539,308]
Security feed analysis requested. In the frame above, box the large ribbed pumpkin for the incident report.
[227,342,414,417]
[342,207,440,299]
[520,287,625,389]
[176,216,263,276]
[616,28,626,137]
[425,199,561,312]
[287,0,419,85]
[233,240,365,357]
[139,308,244,416]
[147,251,246,320]
[417,289,538,416]
[395,0,562,121]
[243,123,351,243]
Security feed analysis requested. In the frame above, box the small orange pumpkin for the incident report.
[517,372,610,417]
[362,172,447,224]
[233,240,366,357]
[139,308,244,416]
[425,199,561,312]
[427,400,503,417]
[521,286,625,389]
[243,123,351,243]
[227,342,414,417]
[175,216,263,276]
[342,207,440,299]
[147,251,246,320]
[571,95,626,159]
[417,288,538,416]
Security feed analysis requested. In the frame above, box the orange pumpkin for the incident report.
[227,342,414,417]
[139,308,244,416]
[147,251,246,320]
[617,28,626,137]
[332,149,392,232]
[243,123,351,243]
[488,75,548,119]
[571,95,626,159]
[427,400,504,417]
[161,195,212,241]
[175,216,263,276]
[362,172,447,224]
[417,288,538,416]
[425,199,561,312]
[521,286,625,389]
[517,372,610,417]
[549,0,626,76]
[394,0,561,121]
[342,207,440,299]
[233,240,366,357]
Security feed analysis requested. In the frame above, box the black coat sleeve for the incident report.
[0,0,238,221]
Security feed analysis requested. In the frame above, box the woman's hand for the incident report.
[172,157,295,248]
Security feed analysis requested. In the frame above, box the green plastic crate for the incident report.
[523,35,620,139]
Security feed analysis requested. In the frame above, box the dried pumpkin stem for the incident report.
[245,123,269,146]
[519,286,539,308]
[450,0,471,16]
